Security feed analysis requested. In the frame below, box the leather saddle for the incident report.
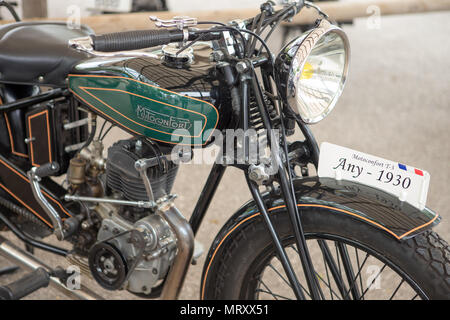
[0,22,93,87]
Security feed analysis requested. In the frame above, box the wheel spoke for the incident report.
[322,246,334,300]
[343,252,370,300]
[253,236,424,301]
[354,247,365,299]
[267,263,292,288]
[257,278,280,300]
[292,242,343,300]
[335,242,342,276]
[272,254,312,299]
[337,242,361,300]
[314,271,343,300]
[360,264,387,299]
[255,288,293,300]
[389,279,405,300]
[317,240,349,299]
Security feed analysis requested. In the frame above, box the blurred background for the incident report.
[0,0,449,300]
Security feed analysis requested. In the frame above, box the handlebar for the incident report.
[90,29,186,52]
[244,0,305,28]
[90,28,224,52]
[88,1,305,53]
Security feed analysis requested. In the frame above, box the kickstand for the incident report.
[0,265,20,276]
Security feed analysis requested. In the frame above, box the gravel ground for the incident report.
[0,11,449,300]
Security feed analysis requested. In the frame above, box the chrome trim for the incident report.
[162,43,194,64]
[63,118,89,130]
[304,1,330,19]
[28,167,65,240]
[158,202,194,300]
[149,15,198,29]
[134,158,156,202]
[282,19,350,124]
[68,36,93,52]
[24,137,35,144]
[68,36,159,58]
[182,28,189,43]
[64,194,156,209]
[65,142,86,153]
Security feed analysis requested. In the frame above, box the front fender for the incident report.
[223,177,440,242]
[200,177,441,299]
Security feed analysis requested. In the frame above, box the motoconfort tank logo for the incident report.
[68,74,219,146]
[136,105,192,130]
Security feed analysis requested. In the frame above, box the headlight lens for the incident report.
[275,20,350,124]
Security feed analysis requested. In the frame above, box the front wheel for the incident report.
[201,207,450,300]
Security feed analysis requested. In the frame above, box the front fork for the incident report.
[245,138,324,300]
[189,61,324,299]
[241,70,324,299]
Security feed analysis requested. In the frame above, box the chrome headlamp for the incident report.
[275,20,350,124]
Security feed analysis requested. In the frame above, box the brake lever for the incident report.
[149,16,198,29]
[304,1,330,19]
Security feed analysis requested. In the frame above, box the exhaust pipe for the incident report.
[0,235,102,300]
[158,202,194,300]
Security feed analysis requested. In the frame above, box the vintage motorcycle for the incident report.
[0,0,448,300]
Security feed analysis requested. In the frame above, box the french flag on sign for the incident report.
[398,163,424,176]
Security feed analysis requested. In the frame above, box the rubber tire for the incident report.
[202,207,450,300]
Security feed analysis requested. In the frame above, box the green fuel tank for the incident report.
[69,49,230,146]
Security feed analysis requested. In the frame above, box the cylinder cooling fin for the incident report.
[106,139,178,202]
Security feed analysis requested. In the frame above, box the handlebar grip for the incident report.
[0,268,50,300]
[34,162,60,178]
[90,29,185,52]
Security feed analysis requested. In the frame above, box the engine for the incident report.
[90,205,177,295]
[107,139,178,202]
[68,137,179,295]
